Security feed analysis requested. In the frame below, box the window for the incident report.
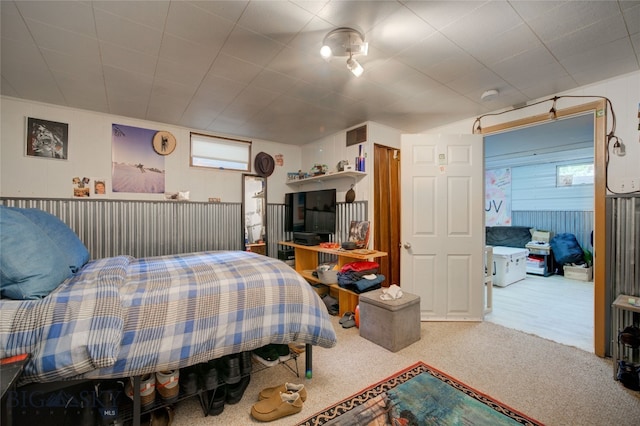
[190,132,251,171]
[556,163,593,187]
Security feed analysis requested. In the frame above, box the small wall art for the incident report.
[26,117,69,160]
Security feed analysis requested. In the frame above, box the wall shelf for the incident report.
[286,170,366,186]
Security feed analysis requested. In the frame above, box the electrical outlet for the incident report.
[630,178,639,191]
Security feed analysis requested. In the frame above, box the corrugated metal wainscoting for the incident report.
[269,201,368,259]
[2,198,368,261]
[606,195,640,356]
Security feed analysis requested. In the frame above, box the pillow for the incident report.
[11,207,90,273]
[0,206,72,299]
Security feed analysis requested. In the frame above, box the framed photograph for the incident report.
[26,117,69,159]
[349,220,370,249]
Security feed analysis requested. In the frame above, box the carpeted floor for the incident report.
[171,316,640,425]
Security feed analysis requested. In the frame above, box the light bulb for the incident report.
[320,45,332,59]
[347,57,364,77]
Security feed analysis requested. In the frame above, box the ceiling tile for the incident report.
[491,46,571,90]
[404,1,486,30]
[158,33,218,72]
[93,8,163,55]
[237,1,314,44]
[545,14,629,59]
[25,19,101,61]
[16,1,96,37]
[100,42,157,76]
[317,1,402,33]
[367,6,436,56]
[164,1,235,47]
[524,1,621,43]
[1,1,34,44]
[92,1,170,28]
[209,53,263,84]
[220,26,285,67]
[439,1,524,52]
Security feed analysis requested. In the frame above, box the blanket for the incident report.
[1,251,337,384]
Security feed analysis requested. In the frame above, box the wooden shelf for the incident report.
[286,170,366,186]
[280,241,387,316]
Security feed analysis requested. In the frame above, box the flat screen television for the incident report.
[285,189,336,235]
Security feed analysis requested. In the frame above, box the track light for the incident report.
[320,27,367,76]
[347,54,364,77]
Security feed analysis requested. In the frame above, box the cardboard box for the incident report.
[564,265,593,281]
[531,230,554,243]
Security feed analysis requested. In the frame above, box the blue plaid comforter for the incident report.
[0,251,337,385]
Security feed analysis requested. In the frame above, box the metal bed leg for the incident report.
[132,376,141,426]
[305,344,312,379]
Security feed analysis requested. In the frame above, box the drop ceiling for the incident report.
[1,1,638,145]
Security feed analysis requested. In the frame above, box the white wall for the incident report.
[299,121,401,201]
[0,96,301,203]
[424,71,640,194]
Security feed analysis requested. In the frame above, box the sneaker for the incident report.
[201,360,221,390]
[208,385,227,416]
[239,351,253,376]
[273,344,291,362]
[179,366,199,396]
[156,370,179,403]
[125,374,156,409]
[226,375,251,405]
[220,354,241,385]
[252,345,280,367]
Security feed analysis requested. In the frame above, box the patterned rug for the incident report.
[297,361,543,425]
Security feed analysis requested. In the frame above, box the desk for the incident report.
[279,241,387,316]
[611,294,640,379]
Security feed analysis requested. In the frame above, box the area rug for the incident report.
[297,361,543,425]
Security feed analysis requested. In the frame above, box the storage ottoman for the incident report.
[358,288,421,352]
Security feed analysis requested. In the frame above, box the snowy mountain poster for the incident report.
[111,124,165,193]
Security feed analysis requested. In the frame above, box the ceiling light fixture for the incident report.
[320,27,368,77]
[480,89,499,102]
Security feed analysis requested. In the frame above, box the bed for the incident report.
[0,206,337,388]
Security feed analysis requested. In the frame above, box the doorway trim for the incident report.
[478,100,607,356]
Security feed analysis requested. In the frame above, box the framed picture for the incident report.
[349,220,370,248]
[26,117,69,160]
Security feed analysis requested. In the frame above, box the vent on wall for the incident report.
[346,125,367,146]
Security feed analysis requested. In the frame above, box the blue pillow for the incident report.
[0,206,72,299]
[11,207,90,273]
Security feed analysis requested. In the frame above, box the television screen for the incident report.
[284,192,306,232]
[304,189,336,235]
[285,189,337,235]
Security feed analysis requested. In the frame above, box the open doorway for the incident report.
[482,114,595,351]
[479,100,608,356]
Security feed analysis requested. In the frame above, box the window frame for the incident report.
[556,162,594,187]
[190,132,252,172]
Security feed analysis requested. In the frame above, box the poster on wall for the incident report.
[485,168,511,226]
[26,117,68,160]
[111,124,165,194]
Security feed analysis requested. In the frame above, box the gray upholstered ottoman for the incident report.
[358,288,421,352]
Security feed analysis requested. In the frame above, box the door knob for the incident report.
[403,242,412,249]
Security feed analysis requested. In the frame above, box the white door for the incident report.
[400,134,484,320]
